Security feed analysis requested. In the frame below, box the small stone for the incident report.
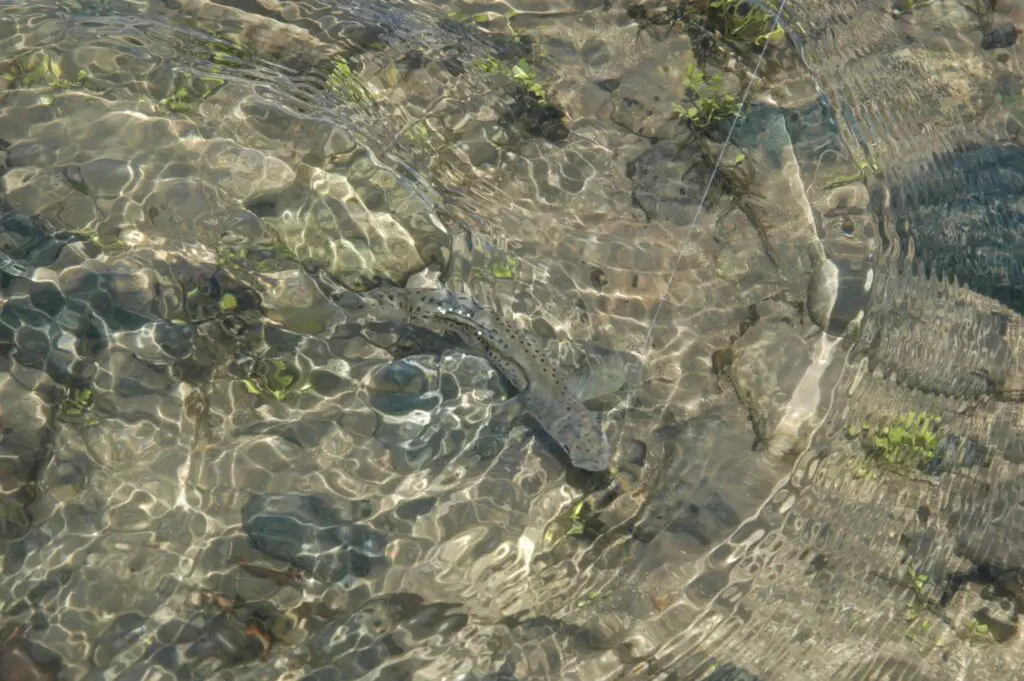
[242,493,387,584]
[982,24,1020,50]
[0,633,61,681]
[711,348,734,375]
[807,259,873,337]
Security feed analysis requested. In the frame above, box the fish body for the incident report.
[336,286,613,471]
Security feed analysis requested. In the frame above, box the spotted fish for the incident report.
[334,286,616,472]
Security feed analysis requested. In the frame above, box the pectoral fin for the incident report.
[564,345,643,402]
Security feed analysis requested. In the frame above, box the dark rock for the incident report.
[479,660,519,680]
[997,72,1023,96]
[242,493,387,584]
[982,23,1020,50]
[887,145,1024,313]
[503,95,569,143]
[631,406,751,543]
[854,265,1013,399]
[840,656,925,681]
[186,612,265,666]
[307,594,464,673]
[394,497,436,522]
[710,348,733,375]
[807,258,873,337]
[0,630,61,681]
[629,138,717,224]
[926,434,990,473]
[366,359,438,415]
[730,321,812,441]
[947,481,1024,571]
[91,613,149,668]
[706,663,760,680]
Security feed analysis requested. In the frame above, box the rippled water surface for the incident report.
[5,0,1024,679]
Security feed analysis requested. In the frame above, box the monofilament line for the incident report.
[639,0,790,355]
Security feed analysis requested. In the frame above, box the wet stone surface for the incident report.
[3,0,1024,679]
[888,145,1024,315]
[729,319,813,441]
[242,493,388,585]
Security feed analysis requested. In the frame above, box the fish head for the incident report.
[334,287,408,322]
[572,425,613,473]
[542,402,613,473]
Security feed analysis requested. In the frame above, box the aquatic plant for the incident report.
[964,617,993,644]
[847,412,942,476]
[401,121,432,146]
[199,35,254,66]
[159,73,226,113]
[161,86,196,113]
[1,51,90,93]
[674,63,742,129]
[543,499,600,546]
[326,57,374,104]
[468,249,519,283]
[217,242,299,276]
[907,567,930,596]
[629,1,787,49]
[509,59,547,103]
[822,157,883,190]
[476,56,549,104]
[699,0,787,47]
[475,54,567,141]
[446,8,528,44]
[243,358,305,401]
[60,385,98,425]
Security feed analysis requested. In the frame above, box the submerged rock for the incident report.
[947,480,1024,573]
[0,629,61,681]
[706,663,761,680]
[887,145,1024,314]
[851,263,1017,400]
[981,23,1020,50]
[307,593,467,671]
[242,493,388,585]
[630,405,752,545]
[807,258,873,337]
[629,137,719,224]
[730,320,814,441]
[805,246,1024,403]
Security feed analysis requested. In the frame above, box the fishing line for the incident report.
[639,0,790,355]
[597,0,794,509]
[570,0,819,648]
[601,0,793,443]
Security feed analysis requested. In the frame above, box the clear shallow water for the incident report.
[3,0,1024,679]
